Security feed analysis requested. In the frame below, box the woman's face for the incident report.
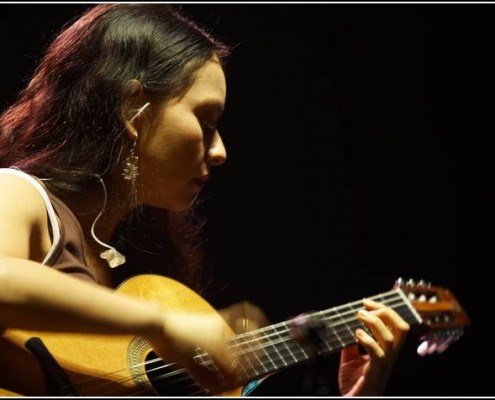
[137,56,227,211]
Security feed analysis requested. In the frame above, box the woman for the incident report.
[0,3,409,396]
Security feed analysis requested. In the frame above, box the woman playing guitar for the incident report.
[0,4,410,396]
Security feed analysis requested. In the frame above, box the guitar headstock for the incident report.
[394,278,470,356]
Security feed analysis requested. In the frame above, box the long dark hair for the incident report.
[0,4,231,290]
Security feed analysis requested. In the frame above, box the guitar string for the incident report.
[132,296,413,395]
[83,291,402,380]
[86,307,416,395]
[69,292,408,395]
[68,292,410,395]
[194,293,413,375]
[70,293,409,395]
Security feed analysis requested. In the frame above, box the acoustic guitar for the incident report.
[0,274,470,396]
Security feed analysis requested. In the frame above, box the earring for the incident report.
[122,136,139,180]
[121,102,150,181]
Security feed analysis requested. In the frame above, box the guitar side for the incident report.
[0,274,242,396]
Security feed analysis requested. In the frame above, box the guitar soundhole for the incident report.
[144,351,208,396]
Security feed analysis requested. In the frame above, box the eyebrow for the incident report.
[198,99,225,114]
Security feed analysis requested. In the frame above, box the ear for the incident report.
[121,79,145,140]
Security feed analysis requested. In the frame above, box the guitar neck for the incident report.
[212,288,421,382]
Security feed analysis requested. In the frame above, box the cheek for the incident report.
[140,127,204,171]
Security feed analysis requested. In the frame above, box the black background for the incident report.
[0,2,491,396]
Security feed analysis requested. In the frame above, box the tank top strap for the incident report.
[0,167,61,264]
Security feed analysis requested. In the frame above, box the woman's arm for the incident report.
[0,175,240,394]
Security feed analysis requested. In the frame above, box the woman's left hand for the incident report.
[338,298,410,396]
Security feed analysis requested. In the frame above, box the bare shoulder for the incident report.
[0,172,52,260]
[0,172,49,219]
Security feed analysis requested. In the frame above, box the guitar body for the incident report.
[0,274,242,396]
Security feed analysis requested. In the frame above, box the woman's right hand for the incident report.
[145,310,243,395]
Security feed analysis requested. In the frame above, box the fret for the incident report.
[374,291,400,309]
[255,332,279,372]
[262,324,289,369]
[246,331,271,375]
[231,336,260,380]
[314,310,335,355]
[321,307,353,351]
[270,324,297,365]
[230,331,269,379]
[260,324,308,373]
[281,321,309,363]
[339,303,362,348]
[278,322,300,364]
[255,343,286,374]
[391,289,423,325]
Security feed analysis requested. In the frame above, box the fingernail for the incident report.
[356,329,365,338]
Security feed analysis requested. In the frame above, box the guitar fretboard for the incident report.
[194,288,421,382]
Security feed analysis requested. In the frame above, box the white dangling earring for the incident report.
[122,136,139,181]
[122,102,149,181]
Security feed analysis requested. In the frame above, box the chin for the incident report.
[144,195,197,212]
[140,185,198,211]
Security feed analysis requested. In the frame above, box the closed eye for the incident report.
[201,120,217,137]
[195,100,223,138]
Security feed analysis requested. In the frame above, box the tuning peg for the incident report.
[428,342,438,354]
[436,337,454,353]
[417,339,441,356]
[417,340,429,356]
[428,295,438,303]
[417,328,465,357]
[396,277,433,287]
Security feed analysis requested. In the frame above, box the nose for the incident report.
[207,130,227,167]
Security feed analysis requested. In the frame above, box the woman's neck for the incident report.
[62,176,132,256]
